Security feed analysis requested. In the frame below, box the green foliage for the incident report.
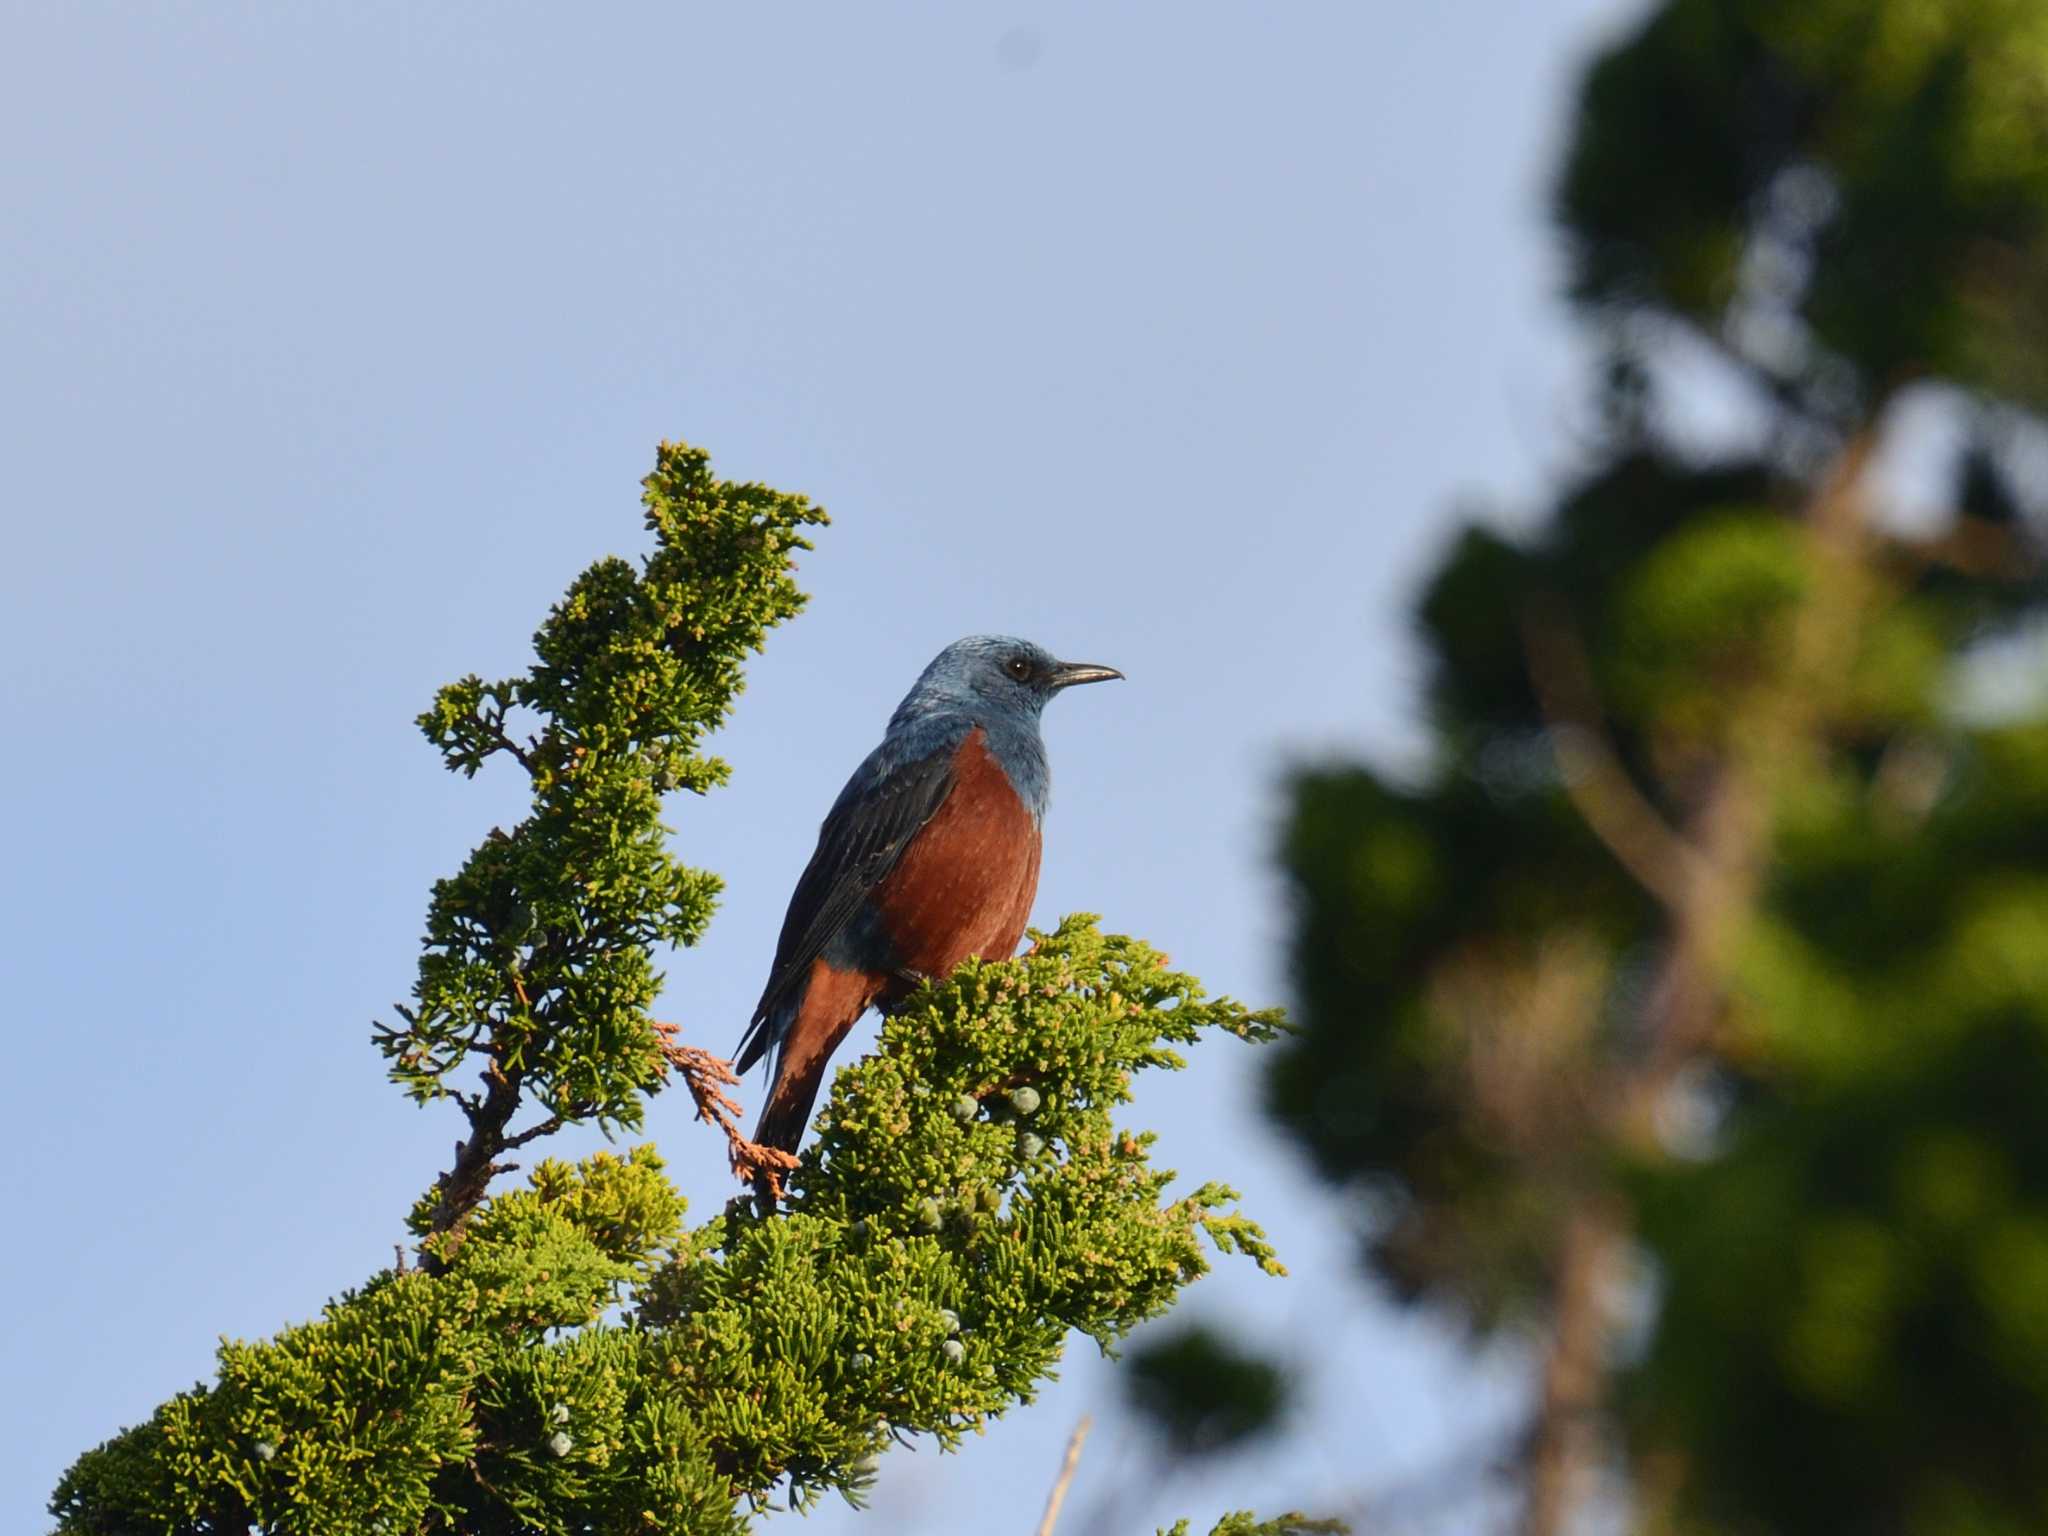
[51,440,1289,1533]
[379,441,827,1146]
[637,917,1284,1511]
[51,1150,680,1536]
[1156,1514,1347,1536]
[53,929,1281,1535]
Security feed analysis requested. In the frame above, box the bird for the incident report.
[733,635,1122,1186]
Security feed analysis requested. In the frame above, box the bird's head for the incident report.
[894,635,1123,724]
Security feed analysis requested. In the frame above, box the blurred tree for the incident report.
[1264,2,2048,1533]
[49,443,1299,1536]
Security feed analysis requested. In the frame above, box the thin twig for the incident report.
[1036,1415,1093,1536]
[479,696,535,773]
[501,1114,568,1151]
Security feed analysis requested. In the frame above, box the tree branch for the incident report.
[479,695,534,774]
[420,1061,525,1266]
[501,1114,567,1151]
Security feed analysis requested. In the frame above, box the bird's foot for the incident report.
[730,1137,799,1213]
[875,967,935,1018]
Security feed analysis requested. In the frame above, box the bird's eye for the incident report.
[1006,655,1032,680]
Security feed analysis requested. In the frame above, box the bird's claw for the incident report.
[732,1137,799,1214]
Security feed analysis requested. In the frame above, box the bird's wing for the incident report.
[733,736,961,1073]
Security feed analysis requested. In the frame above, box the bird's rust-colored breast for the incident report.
[871,726,1042,979]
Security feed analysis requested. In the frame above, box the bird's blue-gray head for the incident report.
[890,635,1123,730]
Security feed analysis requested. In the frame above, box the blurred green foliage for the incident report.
[1560,0,2048,417]
[1265,1,2048,1531]
[50,445,1288,1534]
[1125,1325,1291,1458]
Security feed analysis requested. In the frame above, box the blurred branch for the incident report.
[1646,432,1874,1085]
[1036,1415,1093,1536]
[1520,604,1707,912]
[1519,435,1878,1536]
[1891,513,2039,583]
[1522,1198,1623,1536]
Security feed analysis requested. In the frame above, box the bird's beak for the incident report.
[1049,660,1124,691]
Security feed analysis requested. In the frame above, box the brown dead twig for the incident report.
[651,1020,797,1201]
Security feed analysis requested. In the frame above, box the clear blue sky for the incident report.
[2,4,1640,1530]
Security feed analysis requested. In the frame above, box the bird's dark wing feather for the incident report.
[733,741,959,1072]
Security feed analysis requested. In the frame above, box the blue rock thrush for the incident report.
[734,636,1122,1181]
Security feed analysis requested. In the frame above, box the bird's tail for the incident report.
[732,1003,783,1079]
[752,1057,828,1159]
[741,963,881,1208]
[747,1057,828,1212]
